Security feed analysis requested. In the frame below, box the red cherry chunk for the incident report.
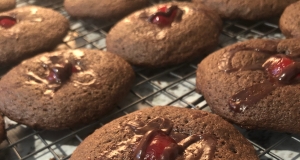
[144,130,176,160]
[152,16,172,26]
[267,56,294,76]
[47,70,58,83]
[157,6,168,12]
[150,5,179,27]
[0,16,17,29]
[264,56,294,77]
[46,62,76,84]
[263,55,300,84]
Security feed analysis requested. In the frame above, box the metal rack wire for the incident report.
[1,0,300,160]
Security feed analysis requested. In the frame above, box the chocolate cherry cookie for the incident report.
[193,0,298,20]
[64,0,149,20]
[0,6,69,67]
[106,2,222,68]
[0,49,135,130]
[0,0,15,12]
[70,106,258,160]
[197,38,300,134]
[280,1,300,38]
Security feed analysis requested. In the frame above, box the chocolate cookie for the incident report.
[0,49,135,130]
[0,6,69,67]
[106,2,222,68]
[0,114,5,143]
[64,0,149,20]
[193,0,298,20]
[280,1,300,38]
[0,0,15,12]
[70,106,258,160]
[196,38,300,134]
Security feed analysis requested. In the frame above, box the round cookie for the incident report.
[0,114,5,143]
[193,0,298,20]
[280,1,300,38]
[106,2,222,68]
[0,49,135,130]
[70,106,258,160]
[64,0,149,20]
[0,6,69,68]
[0,0,15,12]
[196,38,300,134]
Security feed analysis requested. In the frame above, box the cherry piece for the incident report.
[263,55,300,84]
[264,56,294,77]
[149,5,179,27]
[157,6,167,12]
[144,130,177,160]
[152,16,172,26]
[46,62,75,84]
[0,16,17,29]
[47,71,58,83]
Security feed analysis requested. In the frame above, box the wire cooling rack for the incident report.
[1,0,300,160]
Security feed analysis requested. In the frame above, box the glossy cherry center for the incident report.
[263,55,300,84]
[46,62,78,84]
[152,16,172,26]
[0,16,17,29]
[149,5,179,27]
[265,56,294,76]
[144,130,176,159]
